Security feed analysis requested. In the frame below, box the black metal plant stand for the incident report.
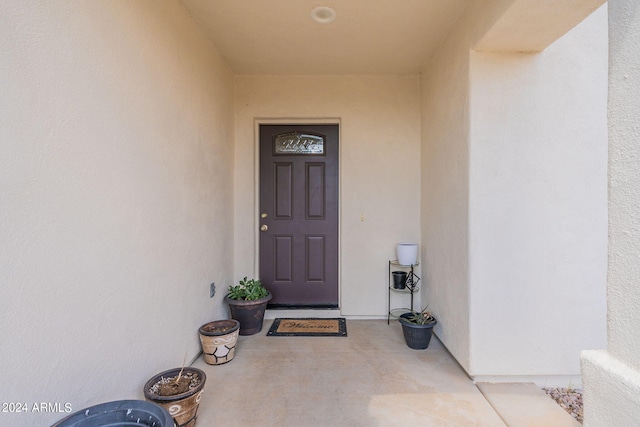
[387,260,420,324]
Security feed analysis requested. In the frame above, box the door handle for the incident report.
[260,224,268,232]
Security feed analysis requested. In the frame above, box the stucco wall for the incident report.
[0,1,234,425]
[603,0,640,375]
[421,0,607,381]
[469,6,607,380]
[234,75,421,316]
[582,0,640,425]
[420,0,516,374]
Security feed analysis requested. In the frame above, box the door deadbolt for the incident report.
[260,224,268,232]
[261,213,268,218]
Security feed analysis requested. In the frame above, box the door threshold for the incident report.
[267,304,338,310]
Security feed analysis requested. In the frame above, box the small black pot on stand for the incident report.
[392,271,407,289]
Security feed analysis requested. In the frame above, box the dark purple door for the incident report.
[259,124,339,307]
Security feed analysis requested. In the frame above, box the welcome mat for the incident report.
[266,318,347,337]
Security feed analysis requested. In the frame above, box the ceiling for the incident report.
[180,0,470,75]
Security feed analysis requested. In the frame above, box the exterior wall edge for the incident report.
[581,349,640,425]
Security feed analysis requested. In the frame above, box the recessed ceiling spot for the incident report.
[311,6,336,24]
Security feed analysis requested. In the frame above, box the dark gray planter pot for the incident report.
[399,313,437,350]
[52,399,173,426]
[224,293,272,335]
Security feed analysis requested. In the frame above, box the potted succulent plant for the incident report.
[224,277,272,335]
[143,366,206,427]
[398,306,437,350]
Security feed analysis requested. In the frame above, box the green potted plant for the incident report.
[224,277,272,335]
[398,306,437,350]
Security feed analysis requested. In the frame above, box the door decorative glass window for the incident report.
[274,132,324,155]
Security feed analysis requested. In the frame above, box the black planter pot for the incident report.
[399,313,437,350]
[224,293,272,335]
[52,399,173,426]
[392,271,408,289]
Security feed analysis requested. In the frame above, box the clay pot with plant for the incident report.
[224,277,272,335]
[144,366,206,427]
[198,319,240,365]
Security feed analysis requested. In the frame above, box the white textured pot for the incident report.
[397,243,418,265]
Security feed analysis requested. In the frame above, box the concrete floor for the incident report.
[192,319,580,427]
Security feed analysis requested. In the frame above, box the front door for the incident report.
[259,124,339,307]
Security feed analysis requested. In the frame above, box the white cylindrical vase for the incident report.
[397,243,418,265]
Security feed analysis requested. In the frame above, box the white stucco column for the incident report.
[581,0,640,425]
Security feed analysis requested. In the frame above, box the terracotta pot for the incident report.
[199,319,240,365]
[224,293,272,335]
[144,367,206,427]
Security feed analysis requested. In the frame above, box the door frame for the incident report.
[253,118,342,308]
